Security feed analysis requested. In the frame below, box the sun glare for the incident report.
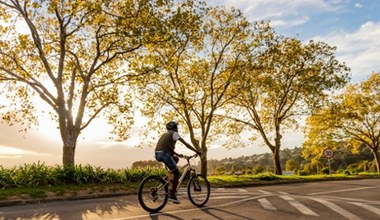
[0,145,50,158]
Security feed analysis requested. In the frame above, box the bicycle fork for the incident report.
[192,177,202,192]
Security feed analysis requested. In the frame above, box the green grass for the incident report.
[0,183,138,201]
[207,172,380,187]
[0,187,47,200]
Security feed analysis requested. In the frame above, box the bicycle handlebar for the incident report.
[180,153,199,160]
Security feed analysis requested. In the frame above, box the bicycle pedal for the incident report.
[168,198,181,204]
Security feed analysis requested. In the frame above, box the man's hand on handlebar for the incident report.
[176,151,201,159]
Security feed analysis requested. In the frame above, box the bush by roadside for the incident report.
[0,162,166,189]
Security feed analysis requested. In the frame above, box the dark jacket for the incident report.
[155,130,177,155]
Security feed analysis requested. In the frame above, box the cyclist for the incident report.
[155,121,200,204]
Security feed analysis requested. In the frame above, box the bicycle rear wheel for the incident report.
[138,175,168,213]
[187,174,210,207]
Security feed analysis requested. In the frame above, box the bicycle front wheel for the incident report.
[187,174,210,207]
[138,175,168,213]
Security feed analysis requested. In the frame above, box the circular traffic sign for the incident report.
[323,148,334,158]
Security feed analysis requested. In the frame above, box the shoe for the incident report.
[168,194,181,204]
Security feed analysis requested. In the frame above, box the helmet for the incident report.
[166,121,178,132]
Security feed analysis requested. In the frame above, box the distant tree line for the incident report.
[131,160,163,169]
[194,145,376,176]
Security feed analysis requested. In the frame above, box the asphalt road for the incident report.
[1,178,379,220]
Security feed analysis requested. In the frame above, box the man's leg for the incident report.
[166,171,174,191]
[171,168,180,193]
[156,151,181,203]
[169,168,180,204]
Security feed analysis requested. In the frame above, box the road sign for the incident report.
[323,148,334,158]
[323,148,334,176]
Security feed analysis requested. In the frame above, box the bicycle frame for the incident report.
[162,154,197,191]
[177,162,193,190]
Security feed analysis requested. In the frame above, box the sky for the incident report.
[1,0,380,169]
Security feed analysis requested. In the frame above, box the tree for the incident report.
[215,166,226,175]
[131,160,163,169]
[301,106,344,167]
[285,159,300,171]
[0,0,175,166]
[224,34,350,175]
[303,73,380,172]
[134,5,270,176]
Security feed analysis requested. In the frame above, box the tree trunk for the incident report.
[200,147,208,176]
[273,130,283,175]
[372,149,380,173]
[192,138,208,176]
[273,146,282,175]
[62,132,78,166]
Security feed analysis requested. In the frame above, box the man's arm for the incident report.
[179,138,200,154]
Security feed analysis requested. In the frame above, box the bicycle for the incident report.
[137,153,210,213]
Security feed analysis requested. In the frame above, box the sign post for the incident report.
[323,148,334,176]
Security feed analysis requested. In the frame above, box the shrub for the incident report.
[302,163,317,175]
[253,165,265,174]
[346,163,358,171]
[0,163,166,188]
[255,172,278,181]
[343,170,351,175]
[0,166,14,189]
[215,166,226,175]
[245,168,253,175]
[321,167,330,175]
[336,168,345,174]
[11,162,51,187]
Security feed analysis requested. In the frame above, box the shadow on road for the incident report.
[0,197,130,219]
[149,212,184,220]
[199,206,256,220]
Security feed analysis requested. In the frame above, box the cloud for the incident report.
[270,16,310,27]
[312,21,380,82]
[0,145,51,157]
[0,143,60,168]
[209,0,349,28]
[354,3,363,8]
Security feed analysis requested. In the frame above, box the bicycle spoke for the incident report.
[138,175,168,213]
[187,174,210,207]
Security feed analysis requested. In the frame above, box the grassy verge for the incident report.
[207,172,380,187]
[0,183,138,201]
[1,172,379,203]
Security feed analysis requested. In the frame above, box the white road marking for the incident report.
[257,190,273,195]
[210,196,249,200]
[258,198,277,210]
[238,189,248,192]
[309,185,380,195]
[210,192,261,197]
[320,196,380,205]
[219,194,268,207]
[312,198,362,220]
[349,202,380,216]
[279,195,319,216]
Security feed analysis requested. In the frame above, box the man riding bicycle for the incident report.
[155,121,200,204]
